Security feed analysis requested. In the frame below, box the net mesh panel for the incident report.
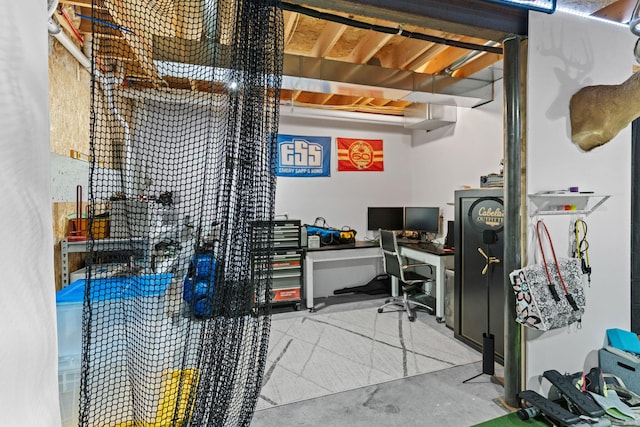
[82,0,282,425]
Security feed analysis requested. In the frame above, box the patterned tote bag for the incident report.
[509,219,585,331]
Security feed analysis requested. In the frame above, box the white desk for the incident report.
[304,242,381,312]
[396,243,454,322]
[303,241,454,319]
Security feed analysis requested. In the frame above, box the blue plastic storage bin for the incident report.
[56,274,173,357]
[56,273,173,303]
[58,355,81,427]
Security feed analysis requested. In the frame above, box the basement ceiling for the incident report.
[54,0,635,116]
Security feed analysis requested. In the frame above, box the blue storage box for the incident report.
[56,274,173,357]
[599,347,640,395]
[606,328,640,354]
[56,273,173,303]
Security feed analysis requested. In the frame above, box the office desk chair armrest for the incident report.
[402,262,434,274]
[403,261,429,268]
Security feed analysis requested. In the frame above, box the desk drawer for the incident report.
[271,287,301,302]
[272,276,301,289]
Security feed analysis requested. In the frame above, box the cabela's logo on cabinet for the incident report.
[468,197,504,231]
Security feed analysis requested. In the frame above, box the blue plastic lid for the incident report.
[56,274,173,304]
[607,328,640,354]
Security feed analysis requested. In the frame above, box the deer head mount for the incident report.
[569,69,640,151]
[569,3,640,152]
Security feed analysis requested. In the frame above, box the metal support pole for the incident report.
[502,34,525,408]
[631,120,640,332]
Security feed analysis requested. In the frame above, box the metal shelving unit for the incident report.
[60,237,149,287]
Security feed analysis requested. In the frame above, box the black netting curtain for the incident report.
[81,0,283,425]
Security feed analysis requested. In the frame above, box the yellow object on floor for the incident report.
[114,368,200,427]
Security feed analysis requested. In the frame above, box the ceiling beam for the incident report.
[284,0,526,40]
[421,44,470,74]
[343,31,394,64]
[60,0,93,6]
[380,37,435,69]
[310,21,347,57]
[407,44,451,73]
[103,0,162,83]
[284,11,299,46]
[590,0,636,23]
[451,52,502,78]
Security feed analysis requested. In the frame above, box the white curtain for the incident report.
[0,0,60,425]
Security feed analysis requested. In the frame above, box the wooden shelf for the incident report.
[528,193,610,216]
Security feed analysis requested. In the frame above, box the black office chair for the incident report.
[377,229,434,321]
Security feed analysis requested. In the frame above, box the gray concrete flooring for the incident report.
[251,362,509,426]
[251,296,510,426]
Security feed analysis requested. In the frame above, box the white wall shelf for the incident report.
[528,193,610,216]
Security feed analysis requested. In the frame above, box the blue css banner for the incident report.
[276,134,331,177]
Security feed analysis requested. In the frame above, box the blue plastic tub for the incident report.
[56,273,173,304]
[56,274,173,357]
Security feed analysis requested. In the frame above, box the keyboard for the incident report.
[418,242,440,250]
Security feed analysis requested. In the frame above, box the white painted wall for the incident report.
[0,1,60,425]
[275,114,416,295]
[276,89,504,296]
[526,11,633,383]
[277,87,505,238]
[276,114,414,240]
[410,82,505,223]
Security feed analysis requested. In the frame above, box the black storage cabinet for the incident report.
[454,189,505,362]
[251,220,303,311]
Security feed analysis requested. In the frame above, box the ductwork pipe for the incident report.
[631,0,640,36]
[280,105,406,126]
[48,18,91,70]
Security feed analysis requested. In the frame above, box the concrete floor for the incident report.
[251,296,510,426]
[251,363,508,427]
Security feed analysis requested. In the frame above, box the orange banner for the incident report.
[336,138,384,171]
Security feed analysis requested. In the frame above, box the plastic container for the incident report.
[56,274,173,357]
[58,355,81,427]
[56,301,83,357]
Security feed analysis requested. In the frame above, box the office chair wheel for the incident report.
[408,315,415,322]
[377,308,384,313]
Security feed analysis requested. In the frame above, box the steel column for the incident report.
[502,34,525,408]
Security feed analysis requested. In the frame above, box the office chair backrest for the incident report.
[379,229,403,279]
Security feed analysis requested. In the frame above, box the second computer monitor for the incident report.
[367,207,404,231]
[404,207,439,238]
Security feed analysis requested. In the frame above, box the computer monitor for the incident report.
[367,207,404,231]
[404,207,439,242]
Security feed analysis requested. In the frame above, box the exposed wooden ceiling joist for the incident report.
[60,0,636,117]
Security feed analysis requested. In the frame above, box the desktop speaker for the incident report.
[444,221,454,248]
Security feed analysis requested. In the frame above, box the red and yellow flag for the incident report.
[336,138,384,172]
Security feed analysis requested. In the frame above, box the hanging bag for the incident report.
[508,219,586,331]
